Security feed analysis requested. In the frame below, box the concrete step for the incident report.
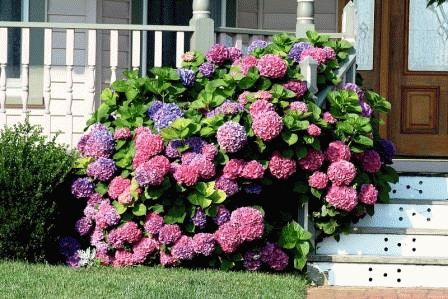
[308,256,448,287]
[389,175,448,200]
[392,159,448,173]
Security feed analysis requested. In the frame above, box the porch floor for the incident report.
[307,286,448,298]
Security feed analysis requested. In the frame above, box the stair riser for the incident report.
[356,204,448,229]
[316,234,448,257]
[389,176,448,200]
[311,262,448,288]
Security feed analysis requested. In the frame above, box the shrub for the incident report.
[0,121,76,262]
[68,32,398,271]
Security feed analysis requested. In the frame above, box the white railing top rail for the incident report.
[0,21,194,32]
[216,26,294,36]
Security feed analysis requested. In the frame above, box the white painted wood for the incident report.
[21,28,30,114]
[154,31,163,67]
[65,29,75,147]
[176,31,184,68]
[310,262,448,288]
[0,27,7,116]
[87,30,96,116]
[43,29,52,137]
[234,33,243,49]
[390,176,448,200]
[132,31,141,71]
[110,30,119,84]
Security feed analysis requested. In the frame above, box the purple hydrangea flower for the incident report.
[147,100,164,118]
[228,47,242,61]
[260,242,289,271]
[243,249,262,271]
[151,102,184,130]
[199,62,215,78]
[58,236,80,258]
[341,83,372,117]
[206,100,244,118]
[215,176,239,197]
[86,157,117,182]
[71,177,95,199]
[213,205,231,225]
[185,137,206,153]
[79,124,115,159]
[376,139,396,163]
[191,208,207,229]
[216,121,247,153]
[165,139,185,158]
[288,42,312,63]
[247,40,270,54]
[244,184,263,195]
[75,217,93,236]
[177,68,196,87]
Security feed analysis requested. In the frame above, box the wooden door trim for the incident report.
[379,0,391,138]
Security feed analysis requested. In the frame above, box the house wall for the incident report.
[236,0,338,33]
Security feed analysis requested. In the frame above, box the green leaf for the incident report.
[188,193,212,209]
[164,205,186,224]
[282,132,299,146]
[95,182,108,196]
[210,190,227,204]
[132,203,147,216]
[112,201,127,214]
[310,187,322,199]
[149,204,164,213]
[293,181,309,194]
[294,256,307,270]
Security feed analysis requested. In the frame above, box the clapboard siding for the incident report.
[236,0,338,33]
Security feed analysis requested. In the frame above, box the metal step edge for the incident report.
[308,255,448,265]
[392,159,448,173]
[348,227,448,236]
[378,199,448,205]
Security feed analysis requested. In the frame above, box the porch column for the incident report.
[189,0,215,53]
[296,0,315,38]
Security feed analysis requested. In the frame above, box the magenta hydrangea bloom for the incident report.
[86,157,116,182]
[132,237,159,264]
[215,176,239,197]
[233,56,258,75]
[326,141,351,163]
[213,205,231,225]
[254,90,273,101]
[95,201,120,230]
[114,128,132,140]
[358,184,378,205]
[326,185,358,212]
[173,164,200,187]
[298,149,325,172]
[256,54,287,78]
[171,235,195,261]
[83,205,97,220]
[289,101,308,113]
[308,171,328,190]
[78,124,115,159]
[228,47,242,61]
[133,130,164,168]
[361,150,382,173]
[327,160,356,186]
[108,176,131,200]
[158,224,182,245]
[223,159,246,180]
[242,160,265,180]
[201,143,218,161]
[75,217,92,236]
[260,243,289,271]
[71,177,95,199]
[113,249,136,267]
[323,46,336,60]
[160,251,178,267]
[238,91,251,104]
[252,111,283,141]
[192,233,216,256]
[300,47,330,65]
[307,124,321,137]
[323,112,337,124]
[269,152,297,180]
[207,100,244,118]
[243,249,262,271]
[249,99,275,117]
[117,187,139,206]
[216,121,247,153]
[87,192,103,206]
[135,155,170,187]
[108,221,142,249]
[188,154,216,180]
[283,80,308,98]
[214,222,242,253]
[230,207,264,241]
[144,212,164,235]
[206,44,229,65]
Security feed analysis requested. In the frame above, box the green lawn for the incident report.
[0,262,307,299]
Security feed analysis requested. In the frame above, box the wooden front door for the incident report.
[388,0,448,156]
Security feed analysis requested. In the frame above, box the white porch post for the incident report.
[190,0,215,53]
[296,0,315,38]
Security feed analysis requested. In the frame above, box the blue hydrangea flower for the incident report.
[191,208,207,229]
[288,42,312,63]
[247,40,270,54]
[71,177,95,199]
[244,184,263,195]
[151,102,184,130]
[199,62,215,78]
[177,68,196,87]
[147,100,163,118]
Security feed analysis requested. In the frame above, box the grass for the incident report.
[0,261,307,299]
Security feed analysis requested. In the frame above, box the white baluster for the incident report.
[176,31,185,68]
[110,30,118,84]
[132,30,141,72]
[88,30,96,116]
[66,29,74,147]
[43,28,52,137]
[154,31,162,67]
[0,28,7,119]
[234,33,243,49]
[21,28,30,117]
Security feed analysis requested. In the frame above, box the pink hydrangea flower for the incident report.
[361,150,382,173]
[133,129,164,168]
[290,101,308,113]
[214,222,243,253]
[173,164,200,187]
[95,201,120,229]
[323,46,336,60]
[254,90,273,101]
[87,193,103,206]
[238,91,251,105]
[114,128,132,140]
[135,155,170,187]
[75,217,92,236]
[201,143,218,161]
[269,152,297,180]
[252,111,283,141]
[117,187,140,206]
[358,184,378,205]
[206,44,229,65]
[307,124,321,137]
[158,224,182,245]
[160,251,178,267]
[192,233,216,256]
[113,249,136,267]
[323,112,337,124]
[132,237,159,264]
[228,47,242,62]
[283,80,308,98]
[84,204,97,220]
[233,56,258,75]
[326,185,358,212]
[171,235,195,261]
[108,221,143,249]
[108,176,131,200]
[327,160,357,186]
[144,212,164,235]
[230,207,264,241]
[216,121,247,153]
[298,149,325,172]
[249,99,275,117]
[181,51,196,62]
[326,141,351,163]
[242,160,265,180]
[223,159,246,180]
[308,171,328,190]
[215,176,239,197]
[256,54,287,78]
[188,154,216,180]
[300,47,329,65]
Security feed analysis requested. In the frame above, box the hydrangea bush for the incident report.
[67,32,398,271]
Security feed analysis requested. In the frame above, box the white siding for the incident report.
[236,0,338,33]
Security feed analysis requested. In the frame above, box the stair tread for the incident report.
[309,255,448,265]
[349,227,448,235]
[387,199,448,204]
